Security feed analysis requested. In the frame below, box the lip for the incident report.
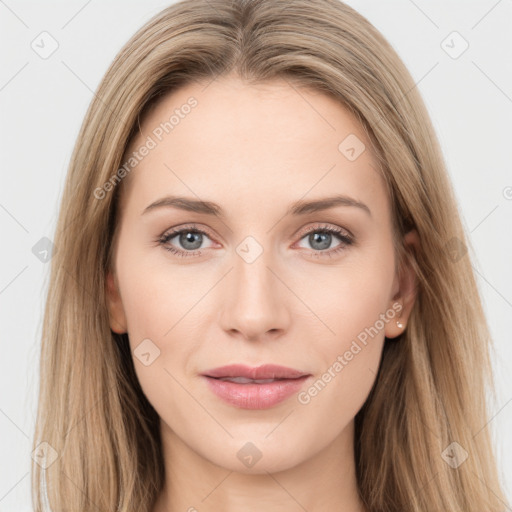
[202,364,308,380]
[201,364,311,409]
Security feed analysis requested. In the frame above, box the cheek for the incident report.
[115,239,215,383]
[116,264,200,424]
[294,287,389,444]
[116,237,203,342]
[294,337,383,454]
[305,235,395,345]
[296,239,394,417]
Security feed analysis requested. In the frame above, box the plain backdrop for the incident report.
[0,1,511,510]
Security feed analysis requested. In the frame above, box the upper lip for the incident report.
[202,364,309,380]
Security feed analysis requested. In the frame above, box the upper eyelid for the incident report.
[161,224,214,240]
[299,223,352,237]
[161,223,350,238]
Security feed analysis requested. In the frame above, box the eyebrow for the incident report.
[142,194,371,218]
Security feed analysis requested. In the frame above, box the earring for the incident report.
[394,301,404,329]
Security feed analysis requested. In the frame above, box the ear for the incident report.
[105,270,127,334]
[385,229,420,339]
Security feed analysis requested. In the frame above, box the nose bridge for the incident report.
[219,235,289,340]
[235,246,275,302]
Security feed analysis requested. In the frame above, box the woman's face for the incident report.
[106,75,417,474]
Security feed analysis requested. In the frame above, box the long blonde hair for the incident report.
[31,0,509,510]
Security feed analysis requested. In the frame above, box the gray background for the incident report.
[0,1,511,510]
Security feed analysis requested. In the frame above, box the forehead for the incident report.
[120,76,388,220]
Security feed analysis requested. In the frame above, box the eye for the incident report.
[295,224,354,258]
[157,222,354,259]
[157,224,215,258]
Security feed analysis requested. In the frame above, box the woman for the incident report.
[31,0,509,510]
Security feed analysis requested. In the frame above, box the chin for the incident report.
[201,436,310,475]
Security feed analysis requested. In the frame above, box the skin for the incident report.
[106,74,419,512]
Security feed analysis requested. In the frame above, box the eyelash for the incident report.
[157,223,354,259]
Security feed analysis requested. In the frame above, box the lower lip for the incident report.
[202,375,310,409]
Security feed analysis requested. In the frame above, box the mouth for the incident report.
[213,376,292,384]
[202,363,309,380]
[200,364,311,409]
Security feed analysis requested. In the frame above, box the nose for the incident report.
[218,247,291,342]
